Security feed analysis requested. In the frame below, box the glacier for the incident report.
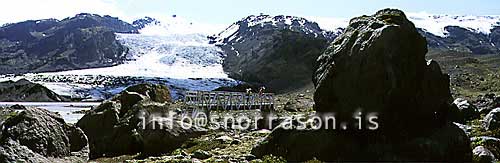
[0,18,238,101]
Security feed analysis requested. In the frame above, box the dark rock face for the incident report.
[0,79,68,102]
[444,26,497,54]
[77,83,204,158]
[418,28,449,49]
[0,13,135,74]
[252,9,472,162]
[60,13,138,33]
[419,26,500,55]
[214,15,336,92]
[0,107,89,162]
[491,26,500,49]
[132,17,160,29]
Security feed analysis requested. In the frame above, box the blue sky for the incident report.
[1,0,499,25]
[117,0,500,24]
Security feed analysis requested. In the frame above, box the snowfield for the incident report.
[408,13,500,37]
[307,13,500,37]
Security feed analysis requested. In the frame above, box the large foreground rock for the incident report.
[313,9,453,133]
[252,9,471,162]
[0,107,89,162]
[253,123,470,162]
[77,83,205,158]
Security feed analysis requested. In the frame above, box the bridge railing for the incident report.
[184,91,274,110]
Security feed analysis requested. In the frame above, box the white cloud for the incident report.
[133,13,227,35]
[304,16,350,31]
[0,0,125,25]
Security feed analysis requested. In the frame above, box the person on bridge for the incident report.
[246,88,253,94]
[258,86,266,95]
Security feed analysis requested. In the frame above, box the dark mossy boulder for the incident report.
[76,101,140,158]
[77,83,204,159]
[252,123,470,162]
[252,9,471,162]
[313,8,453,133]
[0,107,89,162]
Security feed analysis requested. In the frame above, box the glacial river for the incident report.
[0,102,101,124]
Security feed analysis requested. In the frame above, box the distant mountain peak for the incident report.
[213,14,337,45]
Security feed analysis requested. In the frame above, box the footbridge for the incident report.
[184,91,274,110]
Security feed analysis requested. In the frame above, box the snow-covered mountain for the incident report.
[210,14,335,91]
[212,14,340,45]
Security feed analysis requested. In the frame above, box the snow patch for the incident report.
[408,12,500,37]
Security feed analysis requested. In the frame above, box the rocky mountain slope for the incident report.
[0,79,68,102]
[212,15,338,92]
[419,27,500,55]
[0,13,139,74]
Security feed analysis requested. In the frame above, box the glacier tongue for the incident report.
[51,33,228,79]
[8,30,238,101]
